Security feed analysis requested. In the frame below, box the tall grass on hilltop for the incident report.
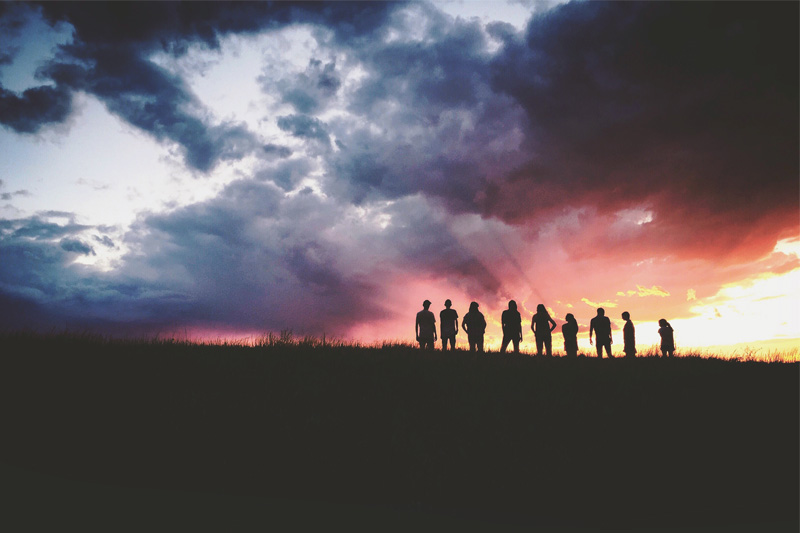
[0,331,796,529]
[13,329,795,361]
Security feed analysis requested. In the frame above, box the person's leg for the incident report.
[448,336,456,350]
[500,336,510,353]
[596,342,603,358]
[441,337,447,351]
[477,336,484,353]
[604,341,613,358]
[536,336,544,356]
[545,336,552,357]
[512,338,519,353]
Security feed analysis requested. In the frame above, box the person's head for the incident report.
[536,303,546,314]
[659,318,667,327]
[444,299,452,308]
[508,300,517,310]
[422,300,431,310]
[565,313,575,324]
[597,308,605,317]
[622,311,630,321]
[469,301,479,311]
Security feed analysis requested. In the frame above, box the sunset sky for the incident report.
[1,1,797,355]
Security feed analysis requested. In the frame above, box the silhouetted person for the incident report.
[440,299,459,351]
[562,313,579,358]
[462,301,486,353]
[622,311,636,358]
[415,300,437,350]
[501,300,522,353]
[658,319,675,358]
[589,307,613,358]
[531,303,556,357]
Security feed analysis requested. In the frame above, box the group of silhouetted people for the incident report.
[416,300,676,358]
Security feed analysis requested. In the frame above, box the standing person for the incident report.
[415,300,437,350]
[622,311,636,358]
[562,313,579,358]
[589,308,613,358]
[658,319,675,358]
[501,300,522,353]
[462,301,486,353]
[439,299,459,351]
[531,304,557,357]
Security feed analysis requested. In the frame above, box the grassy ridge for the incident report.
[0,333,797,529]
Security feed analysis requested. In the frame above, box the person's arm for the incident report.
[415,315,420,341]
[589,319,595,345]
[608,319,613,344]
[531,315,536,334]
[462,318,469,335]
[549,318,556,333]
[433,315,437,341]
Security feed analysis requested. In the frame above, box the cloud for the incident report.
[262,144,292,159]
[59,237,94,255]
[0,1,796,343]
[0,2,404,170]
[276,114,331,147]
[93,234,115,248]
[0,84,73,133]
[8,216,90,240]
[486,2,798,263]
[634,285,670,298]
[581,298,617,309]
[271,58,342,114]
[1,189,30,200]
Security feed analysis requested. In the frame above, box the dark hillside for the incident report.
[0,334,796,531]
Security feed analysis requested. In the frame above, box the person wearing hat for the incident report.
[461,301,486,353]
[415,300,437,350]
[439,299,459,351]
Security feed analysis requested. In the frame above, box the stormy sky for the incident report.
[0,1,797,351]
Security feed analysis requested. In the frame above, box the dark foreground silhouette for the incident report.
[0,333,797,531]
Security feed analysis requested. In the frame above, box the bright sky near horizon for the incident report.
[0,1,798,356]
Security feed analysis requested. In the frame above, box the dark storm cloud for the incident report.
[0,50,15,66]
[0,216,111,329]
[8,216,90,240]
[277,114,331,147]
[60,238,95,256]
[377,198,504,298]
[256,158,316,191]
[118,177,389,334]
[321,8,530,210]
[272,59,342,114]
[42,49,255,171]
[486,1,798,260]
[1,189,30,201]
[0,1,404,170]
[0,84,73,133]
[0,176,504,335]
[93,234,115,248]
[2,1,797,337]
[262,143,293,159]
[124,178,503,332]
